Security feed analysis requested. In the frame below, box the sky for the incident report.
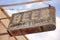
[0,0,59,17]
[0,0,60,40]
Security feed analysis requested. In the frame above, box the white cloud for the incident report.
[4,0,50,16]
[4,2,33,16]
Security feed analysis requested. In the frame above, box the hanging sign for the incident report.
[8,6,56,36]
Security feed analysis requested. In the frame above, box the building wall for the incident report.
[0,7,28,40]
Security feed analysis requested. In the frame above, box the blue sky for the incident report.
[0,0,60,40]
[0,0,60,17]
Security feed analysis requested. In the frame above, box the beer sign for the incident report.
[8,6,56,36]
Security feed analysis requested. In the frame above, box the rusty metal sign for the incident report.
[8,6,56,36]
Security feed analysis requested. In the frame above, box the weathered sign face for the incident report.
[8,6,56,36]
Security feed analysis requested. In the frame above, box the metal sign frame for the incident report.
[8,6,56,36]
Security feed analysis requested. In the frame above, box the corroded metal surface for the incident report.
[9,6,56,36]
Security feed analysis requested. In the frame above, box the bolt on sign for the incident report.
[8,6,56,36]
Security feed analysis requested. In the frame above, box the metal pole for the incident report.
[0,0,50,7]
